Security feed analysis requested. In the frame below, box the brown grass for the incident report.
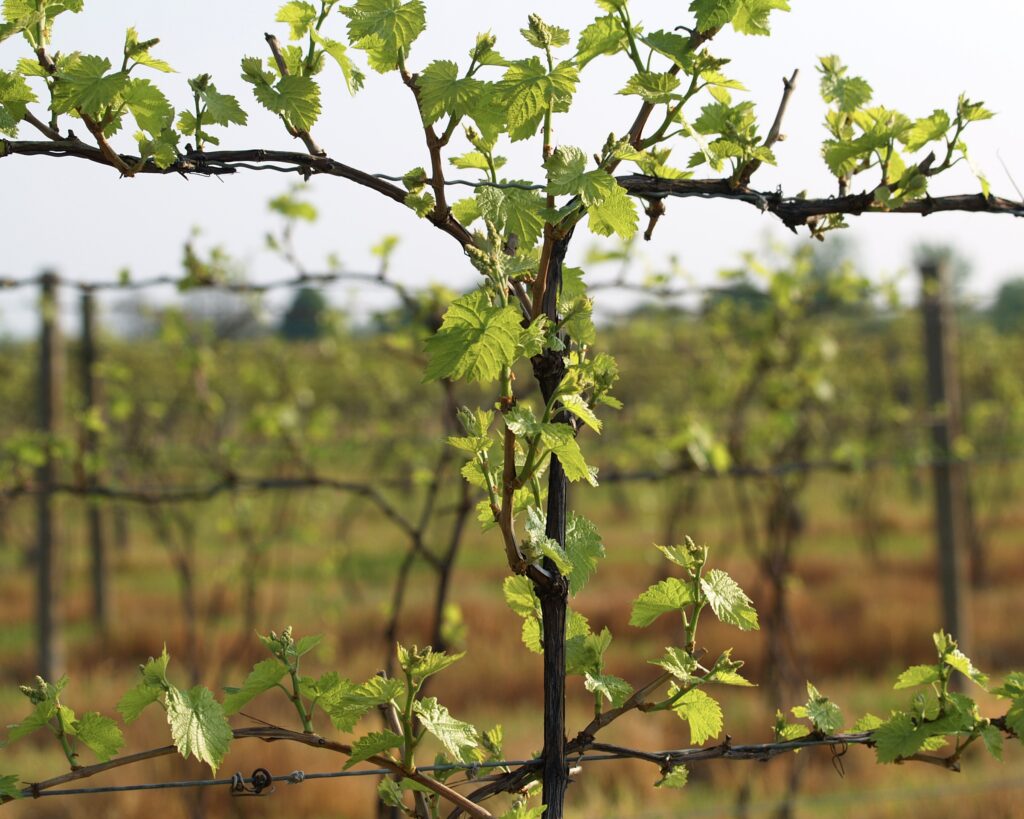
[0,473,1022,818]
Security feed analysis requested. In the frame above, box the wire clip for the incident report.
[230,768,275,797]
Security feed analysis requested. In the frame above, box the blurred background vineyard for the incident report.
[1,207,1023,817]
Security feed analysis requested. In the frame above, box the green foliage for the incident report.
[242,58,322,132]
[341,0,426,72]
[344,730,402,768]
[671,687,723,745]
[423,290,523,382]
[222,658,289,714]
[818,55,993,206]
[699,568,759,631]
[416,59,483,125]
[630,578,693,628]
[791,682,843,734]
[414,697,478,758]
[494,56,578,142]
[165,686,233,773]
[655,765,689,789]
[0,69,34,135]
[71,712,124,762]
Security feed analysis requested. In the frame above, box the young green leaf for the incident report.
[323,676,404,732]
[309,28,365,93]
[494,57,578,142]
[399,645,465,683]
[341,0,427,73]
[521,14,569,51]
[873,712,929,763]
[118,650,171,723]
[343,730,403,769]
[52,55,128,118]
[584,673,633,708]
[655,765,689,789]
[690,0,739,33]
[563,512,604,595]
[536,423,598,485]
[72,712,124,762]
[222,658,289,715]
[699,569,759,631]
[618,72,681,105]
[503,575,540,617]
[414,697,479,758]
[791,682,843,734]
[671,687,723,745]
[545,146,617,206]
[0,69,36,136]
[202,85,248,127]
[893,664,940,690]
[416,60,483,125]
[731,0,790,36]
[651,647,698,683]
[424,290,522,383]
[576,15,627,67]
[276,1,318,40]
[476,185,547,249]
[123,79,174,135]
[629,578,693,628]
[266,74,322,131]
[852,713,884,731]
[774,709,811,741]
[0,774,20,800]
[980,722,1003,760]
[944,648,988,688]
[165,686,233,773]
[586,184,638,240]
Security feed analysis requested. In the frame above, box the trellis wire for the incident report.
[26,734,871,799]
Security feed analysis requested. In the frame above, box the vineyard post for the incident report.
[36,271,64,681]
[79,286,109,638]
[919,256,972,661]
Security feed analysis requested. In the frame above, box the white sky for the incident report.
[1,1,1022,334]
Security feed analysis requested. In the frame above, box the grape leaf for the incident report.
[342,0,426,73]
[618,72,681,105]
[545,145,617,206]
[165,686,233,773]
[53,55,128,118]
[0,774,20,799]
[222,658,289,715]
[343,730,402,769]
[700,568,759,631]
[576,15,627,67]
[414,697,478,758]
[424,290,522,383]
[689,0,739,33]
[72,712,124,762]
[893,664,940,690]
[277,1,317,40]
[123,78,173,135]
[629,578,693,627]
[586,184,638,240]
[307,29,364,93]
[416,60,482,125]
[656,765,689,789]
[672,688,723,745]
[584,673,633,708]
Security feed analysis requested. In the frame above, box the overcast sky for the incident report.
[1,1,1022,334]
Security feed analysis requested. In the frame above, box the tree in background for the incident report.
[990,278,1024,333]
[280,286,328,340]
